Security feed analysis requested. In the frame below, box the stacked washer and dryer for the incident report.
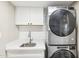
[47,7,78,58]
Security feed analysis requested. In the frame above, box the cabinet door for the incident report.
[30,8,44,25]
[15,7,29,25]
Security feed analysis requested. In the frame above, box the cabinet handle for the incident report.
[28,23,32,25]
[31,23,32,25]
[29,23,32,25]
[28,23,29,25]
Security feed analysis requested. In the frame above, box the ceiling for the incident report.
[10,1,74,7]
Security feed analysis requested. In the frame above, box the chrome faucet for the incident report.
[28,31,32,44]
[28,23,32,44]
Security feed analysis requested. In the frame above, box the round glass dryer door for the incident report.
[50,49,75,58]
[49,9,76,37]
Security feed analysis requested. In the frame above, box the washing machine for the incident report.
[48,45,77,58]
[48,7,77,45]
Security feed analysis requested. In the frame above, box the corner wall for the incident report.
[0,1,18,57]
[72,1,79,57]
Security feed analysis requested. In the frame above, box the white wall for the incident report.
[0,1,18,57]
[72,1,79,57]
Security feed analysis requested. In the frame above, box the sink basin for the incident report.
[20,43,36,47]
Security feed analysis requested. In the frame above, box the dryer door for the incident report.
[49,9,76,37]
[50,49,75,58]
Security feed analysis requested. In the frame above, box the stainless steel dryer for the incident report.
[48,7,76,45]
[48,45,77,58]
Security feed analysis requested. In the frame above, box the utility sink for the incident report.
[6,39,45,58]
[20,43,36,47]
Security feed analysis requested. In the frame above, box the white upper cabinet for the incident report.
[15,7,30,25]
[30,8,44,25]
[15,7,44,25]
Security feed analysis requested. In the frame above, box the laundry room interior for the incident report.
[0,0,79,58]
